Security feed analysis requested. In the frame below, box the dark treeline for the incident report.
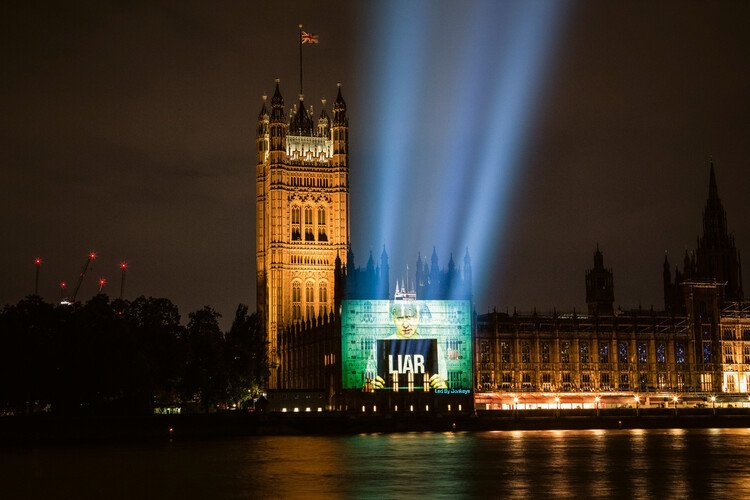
[0,295,268,415]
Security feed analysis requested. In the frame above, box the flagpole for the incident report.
[298,23,303,96]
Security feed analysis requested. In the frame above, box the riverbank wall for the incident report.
[2,409,750,444]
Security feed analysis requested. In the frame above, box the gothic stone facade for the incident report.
[256,81,350,387]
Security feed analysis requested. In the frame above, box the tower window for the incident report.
[305,281,315,319]
[292,281,301,321]
[318,282,328,318]
[291,206,301,241]
[304,207,314,241]
[317,206,327,241]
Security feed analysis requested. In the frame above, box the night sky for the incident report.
[2,1,749,327]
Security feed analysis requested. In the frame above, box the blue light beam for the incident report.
[360,0,568,302]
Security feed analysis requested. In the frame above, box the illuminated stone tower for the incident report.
[256,80,349,387]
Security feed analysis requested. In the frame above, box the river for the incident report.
[3,428,749,498]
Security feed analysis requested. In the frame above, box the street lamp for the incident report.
[513,396,519,418]
[595,396,601,417]
[672,395,679,416]
[554,396,561,417]
[634,395,640,416]
[710,395,716,415]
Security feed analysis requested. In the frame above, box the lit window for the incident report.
[637,342,648,364]
[292,281,301,320]
[501,341,511,363]
[579,341,590,363]
[599,343,609,364]
[304,206,314,240]
[724,344,735,364]
[541,342,551,363]
[560,341,570,363]
[291,206,301,240]
[521,341,531,363]
[305,281,315,319]
[618,342,628,364]
[317,206,327,241]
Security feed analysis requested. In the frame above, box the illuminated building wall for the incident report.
[256,81,350,388]
[475,310,695,395]
[718,303,750,393]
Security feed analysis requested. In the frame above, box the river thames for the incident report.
[3,428,749,498]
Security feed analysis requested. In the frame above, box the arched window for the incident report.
[305,281,315,319]
[304,206,314,241]
[292,281,301,321]
[318,282,328,318]
[317,206,327,241]
[521,341,531,364]
[291,206,301,241]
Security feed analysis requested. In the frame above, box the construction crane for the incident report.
[70,251,96,303]
[119,261,127,300]
[34,257,42,295]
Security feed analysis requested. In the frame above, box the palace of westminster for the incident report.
[255,79,748,410]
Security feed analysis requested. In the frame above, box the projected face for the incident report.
[390,302,419,338]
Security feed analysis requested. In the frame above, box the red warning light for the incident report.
[89,252,97,260]
[120,262,128,270]
[34,258,42,265]
[98,278,106,285]
[60,282,67,288]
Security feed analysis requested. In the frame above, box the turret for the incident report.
[256,95,270,164]
[415,253,423,287]
[380,246,390,298]
[663,253,672,312]
[463,247,473,297]
[317,99,330,138]
[269,80,287,155]
[585,245,614,316]
[331,83,348,166]
[289,95,314,136]
[429,246,439,285]
[695,158,743,301]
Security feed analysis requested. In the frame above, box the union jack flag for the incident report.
[301,31,319,44]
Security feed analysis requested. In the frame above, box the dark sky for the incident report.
[2,1,748,327]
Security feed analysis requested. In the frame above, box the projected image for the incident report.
[342,300,472,391]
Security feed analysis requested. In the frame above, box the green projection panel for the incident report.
[341,300,472,391]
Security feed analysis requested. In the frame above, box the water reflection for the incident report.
[2,429,750,498]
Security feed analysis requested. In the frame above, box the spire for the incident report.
[317,98,330,138]
[289,95,314,136]
[258,94,269,120]
[333,83,347,126]
[701,158,729,249]
[270,79,285,121]
[708,156,718,201]
[594,244,603,268]
[366,250,374,272]
[464,247,471,267]
[379,245,390,299]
